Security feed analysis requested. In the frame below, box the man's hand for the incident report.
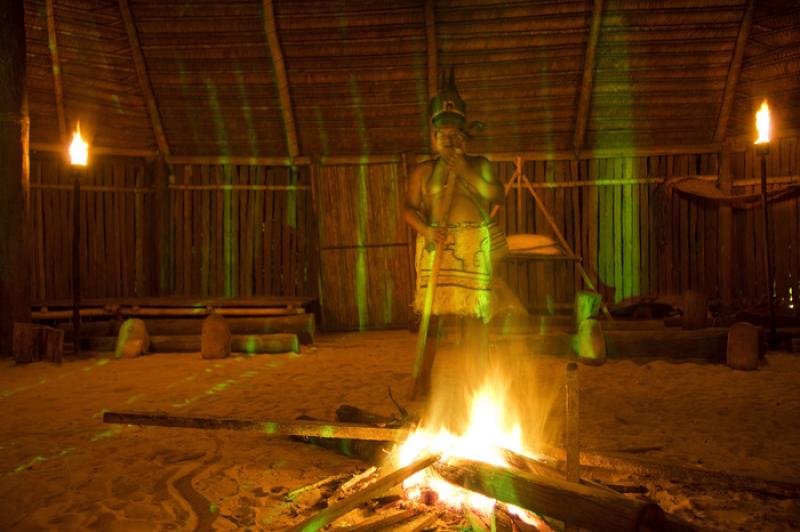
[443,149,468,176]
[423,225,447,248]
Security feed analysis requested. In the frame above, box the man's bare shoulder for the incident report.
[411,159,436,177]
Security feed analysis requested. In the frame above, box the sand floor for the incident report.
[1,329,799,530]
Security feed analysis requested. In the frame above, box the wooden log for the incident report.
[13,323,63,363]
[90,314,315,343]
[434,458,665,532]
[286,454,439,532]
[726,322,761,371]
[604,329,727,361]
[682,290,708,330]
[103,411,410,442]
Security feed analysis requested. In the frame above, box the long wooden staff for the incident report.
[409,159,459,398]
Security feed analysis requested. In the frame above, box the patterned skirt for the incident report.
[414,222,493,322]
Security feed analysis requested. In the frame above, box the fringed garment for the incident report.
[414,222,493,322]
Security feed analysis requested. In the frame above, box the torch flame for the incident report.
[69,122,88,166]
[755,100,770,145]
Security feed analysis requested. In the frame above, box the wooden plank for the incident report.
[587,160,598,295]
[638,157,649,297]
[253,166,265,296]
[223,165,233,296]
[571,160,581,294]
[613,159,623,303]
[599,159,612,302]
[183,165,193,296]
[679,156,690,294]
[34,163,46,301]
[237,165,249,296]
[173,166,184,295]
[116,163,130,296]
[103,162,117,297]
[263,167,274,295]
[135,166,145,295]
[189,165,199,295]
[200,164,211,296]
[215,165,225,296]
[622,158,633,300]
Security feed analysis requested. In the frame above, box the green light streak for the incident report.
[174,58,202,148]
[90,426,122,442]
[350,76,371,331]
[11,455,47,475]
[263,421,278,434]
[235,66,259,157]
[320,425,335,438]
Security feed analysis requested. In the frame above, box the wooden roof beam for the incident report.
[45,0,67,143]
[573,0,605,152]
[714,0,755,143]
[425,0,437,151]
[118,0,171,156]
[262,0,300,162]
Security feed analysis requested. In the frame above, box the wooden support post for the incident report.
[565,362,580,484]
[434,458,665,531]
[714,0,755,142]
[287,455,439,532]
[262,0,300,161]
[103,411,410,441]
[151,156,171,295]
[44,0,66,143]
[118,0,171,157]
[573,0,604,151]
[0,0,32,356]
[718,141,734,309]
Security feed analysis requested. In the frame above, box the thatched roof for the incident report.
[23,0,800,158]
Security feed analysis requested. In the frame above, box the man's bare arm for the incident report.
[403,162,446,244]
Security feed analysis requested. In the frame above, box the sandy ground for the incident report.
[1,329,799,531]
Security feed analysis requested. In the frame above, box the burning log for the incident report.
[434,458,665,532]
[103,411,409,442]
[287,454,440,532]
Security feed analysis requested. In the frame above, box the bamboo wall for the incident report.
[30,155,149,301]
[30,139,800,328]
[168,164,315,298]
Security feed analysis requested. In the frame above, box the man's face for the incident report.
[433,126,465,154]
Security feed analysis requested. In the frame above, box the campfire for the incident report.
[104,363,673,531]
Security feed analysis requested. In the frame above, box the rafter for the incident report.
[45,0,67,143]
[425,0,437,151]
[714,0,756,143]
[572,0,604,151]
[262,0,299,161]
[117,0,171,156]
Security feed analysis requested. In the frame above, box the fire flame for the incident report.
[69,122,88,166]
[397,374,545,526]
[755,100,770,145]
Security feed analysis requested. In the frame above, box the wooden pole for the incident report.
[758,146,777,346]
[262,0,300,162]
[0,0,32,356]
[118,0,171,157]
[718,140,734,310]
[287,454,440,532]
[409,165,458,398]
[714,0,755,142]
[151,156,171,295]
[434,458,665,532]
[103,411,410,441]
[72,172,81,356]
[572,0,604,151]
[425,0,437,153]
